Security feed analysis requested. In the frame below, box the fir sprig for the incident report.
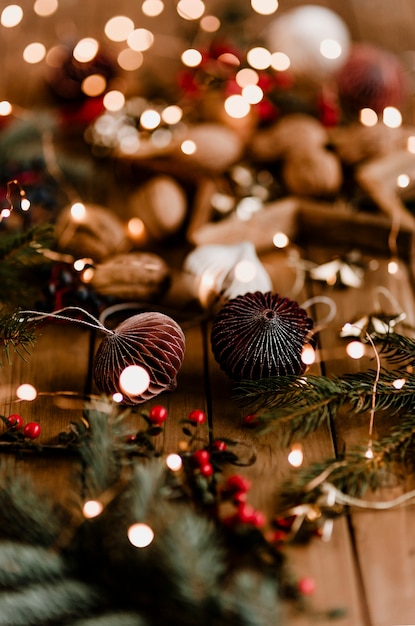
[0,308,38,365]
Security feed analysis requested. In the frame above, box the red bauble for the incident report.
[148,405,168,425]
[7,414,23,430]
[93,312,186,405]
[23,422,41,439]
[187,409,206,424]
[336,43,407,115]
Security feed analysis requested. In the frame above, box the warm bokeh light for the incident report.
[181,48,202,67]
[181,139,197,154]
[397,173,410,188]
[200,14,220,32]
[104,15,134,42]
[142,0,164,17]
[320,38,342,59]
[166,453,183,471]
[103,90,125,111]
[0,100,12,116]
[128,217,146,240]
[1,4,23,28]
[251,0,278,15]
[224,94,250,118]
[33,0,58,17]
[236,68,259,88]
[383,106,402,128]
[288,443,303,467]
[128,522,154,547]
[346,341,365,360]
[16,383,37,401]
[365,447,374,459]
[23,43,46,64]
[272,231,289,248]
[247,47,272,70]
[112,392,123,402]
[73,38,99,63]
[140,109,161,129]
[161,105,183,124]
[242,84,263,104]
[393,378,406,389]
[301,344,316,365]
[408,136,415,154]
[83,499,103,518]
[127,28,154,52]
[270,51,290,71]
[81,74,106,97]
[234,260,257,282]
[117,48,143,71]
[360,108,378,127]
[388,260,399,274]
[70,202,86,221]
[177,0,205,20]
[119,365,150,396]
[21,198,31,211]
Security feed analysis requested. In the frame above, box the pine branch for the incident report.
[0,308,38,365]
[375,332,415,366]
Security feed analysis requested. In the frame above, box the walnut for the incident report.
[90,252,171,300]
[329,123,411,165]
[282,148,343,197]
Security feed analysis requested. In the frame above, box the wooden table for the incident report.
[1,236,415,626]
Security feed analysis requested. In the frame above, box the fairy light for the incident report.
[0,101,12,116]
[73,38,99,63]
[346,340,365,359]
[0,208,11,220]
[360,108,378,127]
[166,453,183,471]
[177,0,205,20]
[73,257,93,272]
[388,259,399,274]
[127,28,154,52]
[270,52,290,71]
[103,90,125,112]
[247,47,272,70]
[128,522,154,547]
[272,231,289,248]
[251,0,278,15]
[301,344,316,366]
[393,378,406,389]
[81,266,94,282]
[242,84,263,105]
[128,217,146,241]
[112,392,123,403]
[397,173,410,188]
[23,43,46,64]
[1,5,23,28]
[320,38,342,60]
[161,105,182,125]
[383,106,402,128]
[70,202,86,221]
[200,15,220,32]
[16,383,37,401]
[407,136,415,154]
[181,48,202,67]
[119,365,150,396]
[33,0,58,17]
[21,197,30,211]
[118,48,143,71]
[234,260,257,282]
[181,139,196,155]
[365,446,374,459]
[224,94,250,119]
[82,74,106,97]
[236,68,259,88]
[288,443,304,468]
[140,109,161,129]
[83,499,103,518]
[142,0,164,17]
[104,15,134,42]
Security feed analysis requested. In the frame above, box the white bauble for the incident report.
[265,5,350,81]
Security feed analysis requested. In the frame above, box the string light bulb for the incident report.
[288,443,304,467]
[119,365,150,397]
[83,499,104,518]
[128,522,154,547]
[166,453,183,471]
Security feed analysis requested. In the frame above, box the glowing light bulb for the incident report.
[346,341,365,360]
[140,109,161,130]
[236,68,259,88]
[16,383,37,401]
[33,0,58,17]
[393,378,406,389]
[388,260,399,274]
[320,38,342,60]
[181,139,196,155]
[200,14,220,32]
[301,344,316,366]
[1,5,23,27]
[383,106,402,128]
[288,443,303,467]
[234,260,257,282]
[82,74,106,97]
[360,108,378,127]
[112,392,123,403]
[127,28,154,52]
[166,453,183,471]
[23,43,46,64]
[128,217,146,241]
[247,47,271,70]
[119,365,150,396]
[224,94,250,119]
[70,202,86,221]
[270,52,290,71]
[242,84,263,104]
[251,0,278,15]
[365,447,373,459]
[407,136,415,154]
[104,15,134,42]
[181,48,202,67]
[397,173,410,188]
[73,38,99,63]
[117,49,143,71]
[142,0,164,17]
[0,101,12,116]
[162,105,182,125]
[272,231,289,248]
[20,198,31,211]
[103,90,125,112]
[128,522,154,547]
[83,499,103,518]
[177,0,205,20]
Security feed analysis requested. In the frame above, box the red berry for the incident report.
[188,409,206,424]
[149,405,168,425]
[237,502,256,524]
[6,414,23,430]
[250,510,266,528]
[243,413,258,427]
[23,422,41,439]
[193,449,210,465]
[200,462,213,477]
[298,577,316,596]
[225,474,252,493]
[213,439,227,451]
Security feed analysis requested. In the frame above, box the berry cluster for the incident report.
[2,413,41,440]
